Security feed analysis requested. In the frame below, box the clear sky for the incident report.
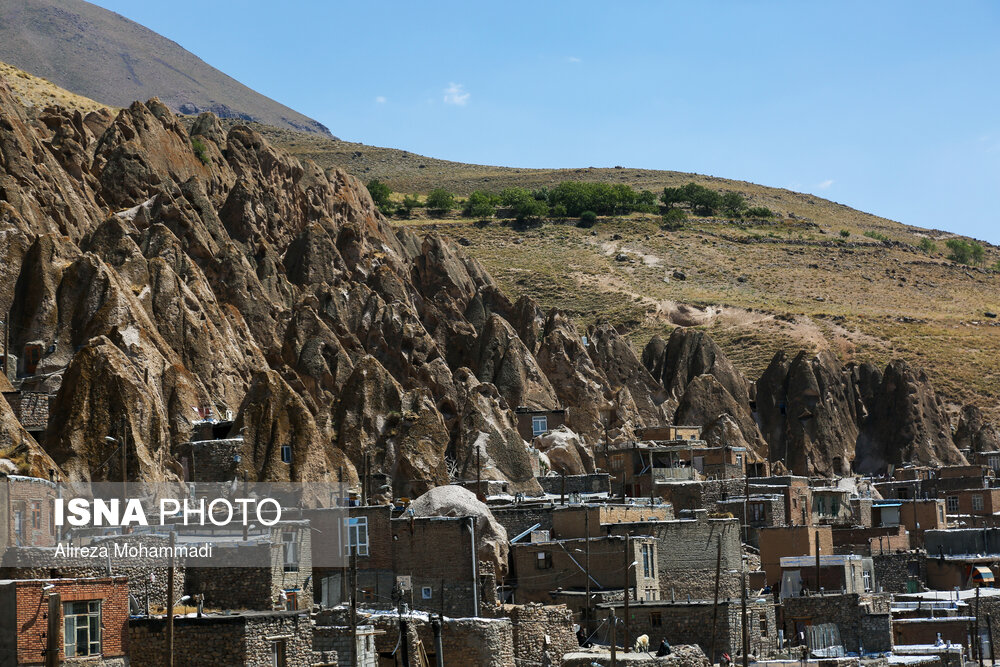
[89,1,1000,242]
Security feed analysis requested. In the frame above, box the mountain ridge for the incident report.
[0,0,332,136]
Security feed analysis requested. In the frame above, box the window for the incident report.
[862,570,872,592]
[736,454,743,467]
[531,416,548,437]
[282,532,299,572]
[422,586,433,600]
[283,591,297,611]
[281,445,292,464]
[947,496,959,513]
[31,501,41,529]
[650,612,662,627]
[642,544,652,578]
[271,639,287,667]
[760,613,768,637]
[13,510,23,542]
[750,503,765,523]
[536,551,553,569]
[344,517,369,556]
[973,495,984,512]
[938,506,945,522]
[64,600,101,658]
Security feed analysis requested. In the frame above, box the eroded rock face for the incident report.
[586,323,668,426]
[643,328,751,409]
[532,425,595,476]
[675,374,768,460]
[855,360,967,473]
[954,405,1000,456]
[755,350,861,476]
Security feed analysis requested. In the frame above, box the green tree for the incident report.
[918,237,936,254]
[660,186,685,208]
[366,179,393,214]
[721,192,746,217]
[500,187,547,222]
[946,238,984,265]
[462,190,497,219]
[425,188,455,216]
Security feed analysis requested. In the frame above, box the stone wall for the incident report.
[656,479,746,513]
[872,552,925,594]
[606,516,742,600]
[782,593,893,654]
[561,644,711,666]
[2,391,49,430]
[128,610,312,666]
[537,473,612,495]
[504,603,579,666]
[492,503,557,541]
[186,438,244,482]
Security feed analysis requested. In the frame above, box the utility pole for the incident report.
[610,609,617,667]
[741,568,749,667]
[476,443,482,500]
[815,530,822,592]
[121,416,128,500]
[977,585,984,667]
[2,315,9,381]
[433,614,445,667]
[350,547,358,667]
[987,614,996,666]
[585,509,592,634]
[560,472,566,506]
[709,539,722,665]
[362,454,369,505]
[623,534,631,653]
[45,591,60,667]
[167,530,175,667]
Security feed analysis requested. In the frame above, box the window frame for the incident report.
[31,501,42,530]
[282,532,299,572]
[536,551,553,569]
[946,496,959,513]
[531,415,549,437]
[281,445,292,464]
[344,516,369,556]
[972,494,984,512]
[64,599,101,658]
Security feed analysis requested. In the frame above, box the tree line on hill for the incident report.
[366,179,775,228]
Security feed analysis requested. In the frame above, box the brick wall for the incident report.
[656,479,746,514]
[2,391,50,431]
[1,576,129,664]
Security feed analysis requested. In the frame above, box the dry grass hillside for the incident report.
[0,61,110,113]
[242,124,1000,419]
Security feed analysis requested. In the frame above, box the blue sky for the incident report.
[90,1,1000,242]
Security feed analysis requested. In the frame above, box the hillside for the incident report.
[223,121,1000,421]
[0,60,111,113]
[0,0,330,135]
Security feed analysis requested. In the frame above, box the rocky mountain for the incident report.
[0,0,330,135]
[0,78,977,490]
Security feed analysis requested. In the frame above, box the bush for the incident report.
[578,210,598,227]
[397,194,421,219]
[500,187,547,222]
[660,182,721,215]
[366,179,393,214]
[462,190,498,219]
[918,237,936,254]
[425,188,455,216]
[946,238,985,265]
[191,137,210,165]
[745,206,774,219]
[839,229,851,238]
[661,208,686,230]
[864,230,891,243]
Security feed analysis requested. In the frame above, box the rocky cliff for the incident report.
[0,79,978,486]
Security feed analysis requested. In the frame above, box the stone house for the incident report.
[0,575,129,666]
[515,407,567,441]
[598,597,778,661]
[778,554,876,599]
[832,525,909,557]
[716,494,786,548]
[551,502,674,539]
[810,487,855,526]
[1,392,50,441]
[510,534,659,607]
[184,521,312,611]
[759,525,833,586]
[782,592,892,655]
[750,476,813,526]
[0,474,57,550]
[656,478,746,514]
[307,505,486,618]
[128,609,311,666]
[605,512,743,600]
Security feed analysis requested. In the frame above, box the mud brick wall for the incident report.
[356,611,516,667]
[537,473,612,496]
[391,516,478,617]
[184,564,273,610]
[492,504,556,540]
[657,479,746,513]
